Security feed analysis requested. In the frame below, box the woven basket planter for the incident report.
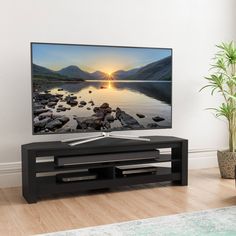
[217,150,236,179]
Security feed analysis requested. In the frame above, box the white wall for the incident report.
[0,0,235,186]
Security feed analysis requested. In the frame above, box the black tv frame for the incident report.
[30,42,173,135]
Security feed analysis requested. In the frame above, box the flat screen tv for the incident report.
[31,42,172,134]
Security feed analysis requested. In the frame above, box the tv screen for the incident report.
[31,43,172,134]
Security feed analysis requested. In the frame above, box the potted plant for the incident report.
[200,41,236,178]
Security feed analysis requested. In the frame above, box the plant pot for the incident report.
[217,150,236,179]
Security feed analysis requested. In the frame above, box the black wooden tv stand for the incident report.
[21,136,188,203]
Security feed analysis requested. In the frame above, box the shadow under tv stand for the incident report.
[21,136,188,203]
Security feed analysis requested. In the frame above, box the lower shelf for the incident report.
[36,167,181,197]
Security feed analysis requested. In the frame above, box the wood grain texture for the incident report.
[0,168,235,236]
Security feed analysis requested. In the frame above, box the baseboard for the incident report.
[187,149,219,169]
[0,149,219,188]
[0,162,22,188]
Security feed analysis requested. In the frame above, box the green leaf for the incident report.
[202,41,236,152]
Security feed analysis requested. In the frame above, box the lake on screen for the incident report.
[35,80,172,131]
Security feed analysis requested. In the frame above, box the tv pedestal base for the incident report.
[61,132,151,146]
[21,136,188,203]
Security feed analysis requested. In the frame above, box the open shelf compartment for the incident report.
[36,167,180,196]
[35,154,179,173]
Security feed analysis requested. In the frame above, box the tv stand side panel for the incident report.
[171,139,188,186]
[181,140,188,185]
[21,148,37,203]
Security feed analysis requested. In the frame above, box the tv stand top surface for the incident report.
[22,136,187,154]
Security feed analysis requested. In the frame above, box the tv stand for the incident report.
[61,132,150,146]
[21,136,188,203]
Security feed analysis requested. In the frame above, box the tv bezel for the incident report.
[31,42,173,135]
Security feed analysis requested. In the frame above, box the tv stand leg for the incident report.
[23,195,37,204]
[171,140,188,186]
[181,140,188,186]
[22,149,38,204]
